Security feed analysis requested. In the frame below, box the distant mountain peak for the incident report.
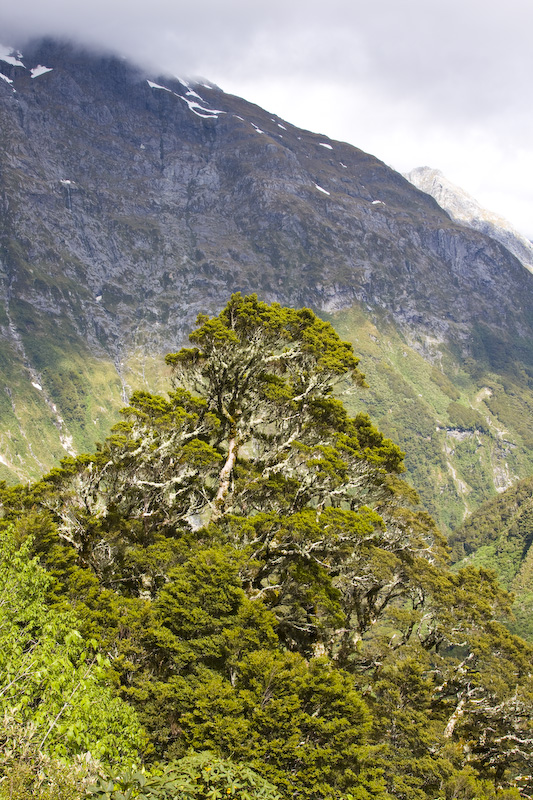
[405,166,533,274]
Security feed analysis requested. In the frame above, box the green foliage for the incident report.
[160,652,386,800]
[430,366,460,400]
[449,475,533,559]
[446,401,489,432]
[0,757,86,800]
[0,527,146,772]
[2,297,533,800]
[167,293,365,384]
[109,545,386,797]
[165,294,370,490]
[450,475,533,640]
[86,752,281,800]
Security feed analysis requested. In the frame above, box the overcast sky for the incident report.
[2,0,533,237]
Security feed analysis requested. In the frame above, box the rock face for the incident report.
[1,39,532,360]
[406,166,533,275]
[1,38,533,530]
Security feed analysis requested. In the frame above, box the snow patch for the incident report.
[371,200,384,205]
[251,123,264,134]
[31,382,43,391]
[315,184,330,196]
[277,123,287,130]
[148,79,223,118]
[186,87,203,101]
[31,65,53,78]
[340,162,348,169]
[60,179,72,185]
[177,78,204,100]
[0,72,13,85]
[178,78,218,91]
[177,93,223,118]
[147,80,172,92]
[319,142,333,150]
[0,45,25,67]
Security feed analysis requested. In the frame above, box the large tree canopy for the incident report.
[15,296,436,656]
[1,295,532,800]
[164,292,400,520]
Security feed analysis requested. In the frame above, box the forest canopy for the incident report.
[0,295,531,800]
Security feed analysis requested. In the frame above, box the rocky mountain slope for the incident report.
[406,166,533,274]
[1,38,533,530]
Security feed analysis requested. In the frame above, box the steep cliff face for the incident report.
[1,39,533,530]
[406,166,533,275]
[2,40,532,356]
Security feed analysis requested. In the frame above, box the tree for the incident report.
[2,295,533,798]
[164,293,404,519]
[109,544,389,799]
[23,296,435,647]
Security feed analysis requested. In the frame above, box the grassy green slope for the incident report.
[328,304,533,534]
[0,315,174,486]
[448,476,533,640]
[0,297,122,483]
[0,344,124,484]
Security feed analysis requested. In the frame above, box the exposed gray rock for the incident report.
[406,166,533,275]
[1,39,532,366]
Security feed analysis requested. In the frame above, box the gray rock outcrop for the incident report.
[406,166,533,274]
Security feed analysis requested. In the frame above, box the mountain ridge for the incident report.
[405,165,533,274]
[2,38,531,355]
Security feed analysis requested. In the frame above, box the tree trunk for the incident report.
[444,697,466,738]
[212,434,238,521]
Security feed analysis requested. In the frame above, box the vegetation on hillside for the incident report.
[328,305,533,532]
[3,297,533,544]
[450,475,533,640]
[0,295,532,799]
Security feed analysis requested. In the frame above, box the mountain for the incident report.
[405,166,533,274]
[449,474,533,640]
[1,38,533,531]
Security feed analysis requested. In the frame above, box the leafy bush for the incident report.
[0,753,88,800]
[86,752,281,800]
[0,527,146,770]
